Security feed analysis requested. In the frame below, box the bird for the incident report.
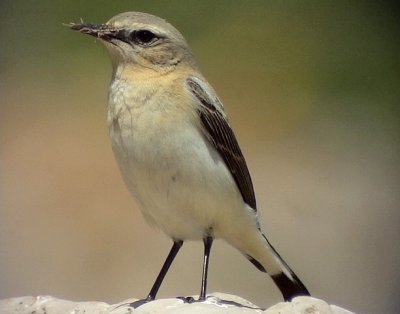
[69,11,310,303]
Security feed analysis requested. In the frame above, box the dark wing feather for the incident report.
[186,76,257,211]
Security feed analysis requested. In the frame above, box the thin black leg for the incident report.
[199,236,213,301]
[146,240,183,301]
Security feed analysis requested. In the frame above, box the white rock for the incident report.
[0,293,354,314]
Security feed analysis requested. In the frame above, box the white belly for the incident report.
[107,92,253,240]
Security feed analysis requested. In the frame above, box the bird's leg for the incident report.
[127,240,183,308]
[146,240,184,301]
[198,235,213,301]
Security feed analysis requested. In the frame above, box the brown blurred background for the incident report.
[0,1,399,313]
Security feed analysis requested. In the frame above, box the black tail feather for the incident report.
[245,233,310,301]
[246,254,267,272]
[271,272,310,301]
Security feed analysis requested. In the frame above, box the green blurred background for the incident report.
[0,1,399,313]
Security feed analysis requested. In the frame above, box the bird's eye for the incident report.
[131,30,159,46]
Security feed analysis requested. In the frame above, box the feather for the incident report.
[186,76,257,211]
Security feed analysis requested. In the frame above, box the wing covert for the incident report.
[186,76,257,211]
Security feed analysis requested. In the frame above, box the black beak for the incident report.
[69,22,128,43]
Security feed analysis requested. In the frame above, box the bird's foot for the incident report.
[116,295,154,309]
[177,296,196,303]
[177,295,212,303]
[126,295,201,308]
[181,295,263,310]
[176,297,211,304]
[118,295,214,309]
[126,298,152,308]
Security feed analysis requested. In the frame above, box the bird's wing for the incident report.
[186,76,257,211]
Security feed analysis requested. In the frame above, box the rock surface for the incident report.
[0,293,354,314]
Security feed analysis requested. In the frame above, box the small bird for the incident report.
[70,12,310,303]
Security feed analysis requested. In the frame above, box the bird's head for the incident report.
[70,12,196,74]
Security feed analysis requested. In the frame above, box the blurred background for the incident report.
[0,1,399,313]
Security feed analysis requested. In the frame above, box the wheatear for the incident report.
[70,12,310,303]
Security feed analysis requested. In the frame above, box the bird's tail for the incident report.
[236,231,310,301]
